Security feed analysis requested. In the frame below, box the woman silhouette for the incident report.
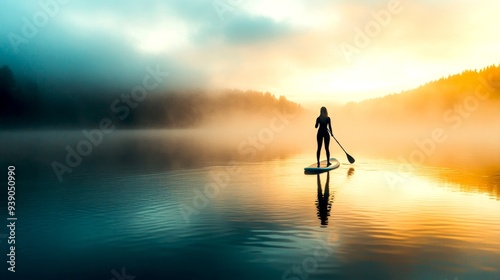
[315,107,333,167]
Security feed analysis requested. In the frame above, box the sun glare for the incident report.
[126,23,189,54]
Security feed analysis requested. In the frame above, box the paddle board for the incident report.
[304,158,340,174]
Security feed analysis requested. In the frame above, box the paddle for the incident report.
[328,130,355,164]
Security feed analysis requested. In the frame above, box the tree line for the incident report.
[342,64,500,122]
[0,65,302,129]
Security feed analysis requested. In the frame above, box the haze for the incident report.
[1,0,499,177]
[2,0,500,103]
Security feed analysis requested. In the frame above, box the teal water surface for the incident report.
[1,130,499,280]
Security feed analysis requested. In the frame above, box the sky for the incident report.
[1,0,500,104]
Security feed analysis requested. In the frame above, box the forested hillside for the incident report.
[335,64,500,167]
[0,65,302,129]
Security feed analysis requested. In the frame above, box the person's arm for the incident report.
[315,117,319,128]
[328,118,333,136]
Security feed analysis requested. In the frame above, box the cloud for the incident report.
[1,0,500,103]
[221,15,291,44]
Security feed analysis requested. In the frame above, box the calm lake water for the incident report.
[1,130,499,280]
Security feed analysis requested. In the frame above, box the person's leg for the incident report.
[325,134,331,165]
[316,133,323,166]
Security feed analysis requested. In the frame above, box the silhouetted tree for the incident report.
[0,65,15,93]
[0,65,18,119]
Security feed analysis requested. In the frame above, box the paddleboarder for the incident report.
[315,107,333,167]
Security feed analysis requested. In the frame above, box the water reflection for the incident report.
[347,167,355,178]
[316,172,334,227]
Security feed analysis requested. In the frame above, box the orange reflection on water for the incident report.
[212,155,500,262]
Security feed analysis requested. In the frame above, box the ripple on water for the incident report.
[13,154,500,279]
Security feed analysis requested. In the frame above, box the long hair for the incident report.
[319,107,328,121]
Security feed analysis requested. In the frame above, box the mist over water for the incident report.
[2,129,500,279]
[2,75,500,279]
[2,109,499,202]
[2,1,500,279]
